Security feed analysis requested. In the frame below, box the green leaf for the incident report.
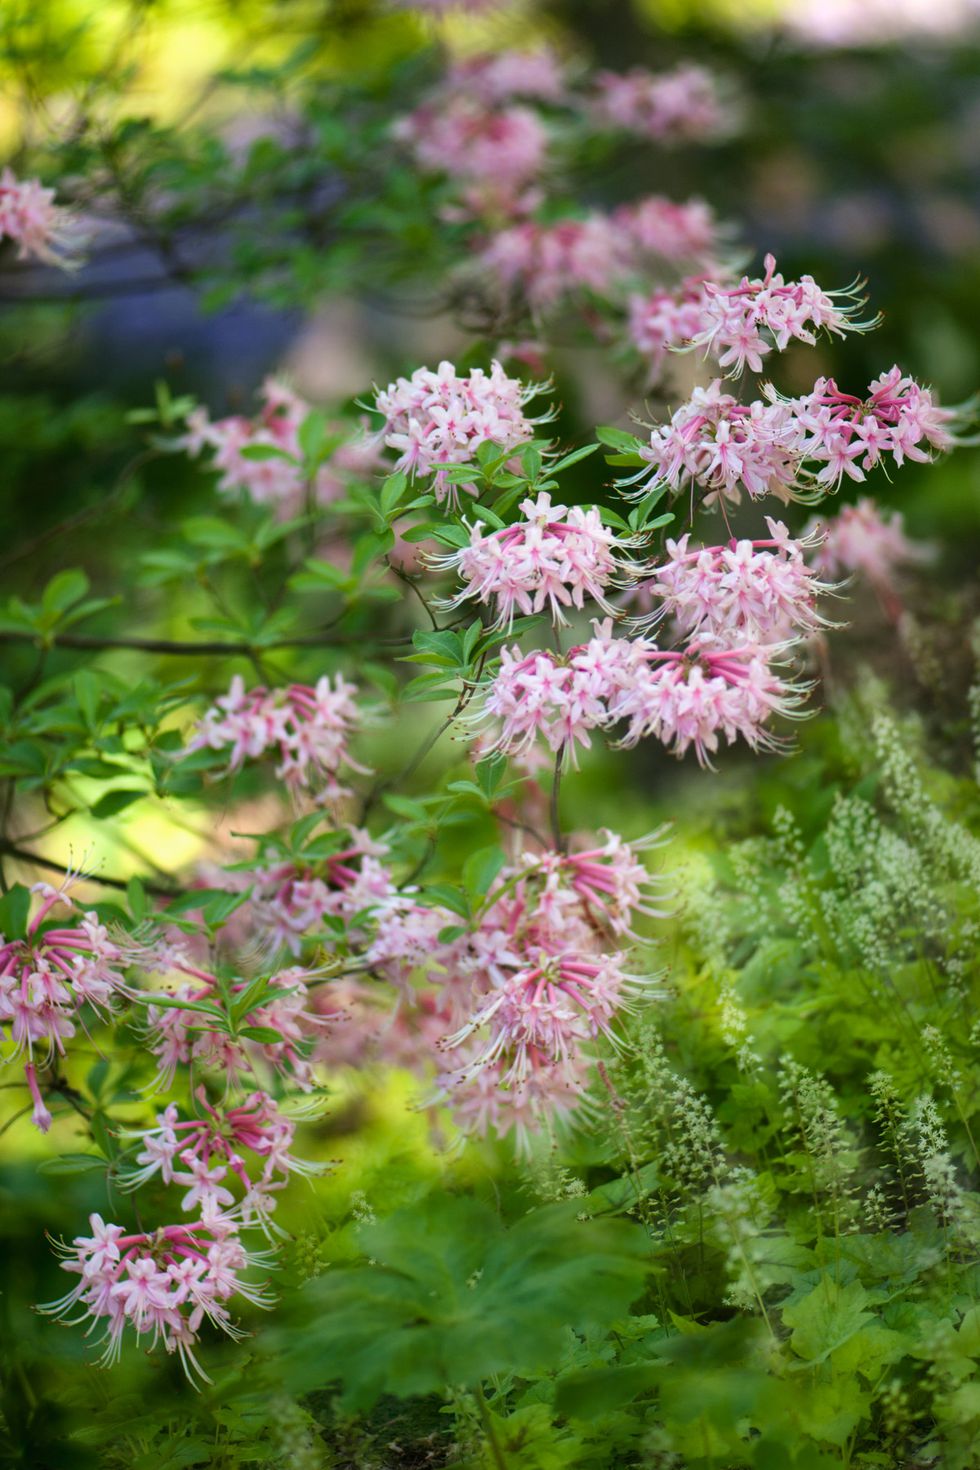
[782,1275,876,1365]
[595,425,642,453]
[0,884,32,941]
[462,844,506,896]
[90,788,145,820]
[430,523,471,550]
[420,882,470,918]
[238,443,297,463]
[74,670,102,727]
[298,410,329,465]
[549,443,600,474]
[37,1153,107,1176]
[586,1161,660,1213]
[163,889,231,917]
[42,568,89,614]
[554,1363,658,1419]
[238,1025,285,1044]
[380,471,409,517]
[520,444,542,479]
[353,527,394,573]
[136,992,226,1019]
[289,559,351,593]
[201,890,250,926]
[382,794,430,821]
[475,753,507,800]
[126,876,148,923]
[290,812,326,849]
[263,1195,649,1410]
[399,522,443,544]
[181,516,247,549]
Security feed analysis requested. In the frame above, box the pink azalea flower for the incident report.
[185,674,364,797]
[0,168,86,268]
[634,520,837,643]
[373,360,547,504]
[432,490,642,628]
[180,378,382,516]
[42,1214,271,1381]
[592,64,733,143]
[804,496,933,616]
[688,253,880,377]
[0,880,135,1131]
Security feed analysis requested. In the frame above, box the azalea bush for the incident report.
[1,2,979,1467]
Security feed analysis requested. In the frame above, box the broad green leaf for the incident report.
[782,1275,875,1364]
[262,1195,649,1409]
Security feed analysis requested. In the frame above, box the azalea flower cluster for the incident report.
[481,197,723,312]
[336,832,670,1151]
[446,47,567,105]
[480,623,805,767]
[373,359,544,502]
[433,491,638,628]
[147,961,326,1091]
[480,214,625,310]
[628,276,712,385]
[121,1091,324,1227]
[394,51,731,224]
[626,253,875,386]
[0,168,83,268]
[247,830,395,956]
[442,842,667,1146]
[781,368,958,486]
[636,382,806,507]
[806,497,931,613]
[0,879,133,1132]
[636,519,835,643]
[173,820,669,1154]
[591,64,732,143]
[181,377,381,514]
[186,673,363,796]
[619,195,722,264]
[393,96,550,218]
[42,1211,270,1380]
[635,369,957,508]
[688,253,879,376]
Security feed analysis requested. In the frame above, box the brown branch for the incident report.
[0,628,412,656]
[0,843,177,896]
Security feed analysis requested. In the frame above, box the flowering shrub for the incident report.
[1,3,978,1467]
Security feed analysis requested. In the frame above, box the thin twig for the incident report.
[550,748,567,855]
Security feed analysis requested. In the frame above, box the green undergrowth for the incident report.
[5,676,976,1470]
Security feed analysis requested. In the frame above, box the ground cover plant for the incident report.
[0,1,978,1466]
